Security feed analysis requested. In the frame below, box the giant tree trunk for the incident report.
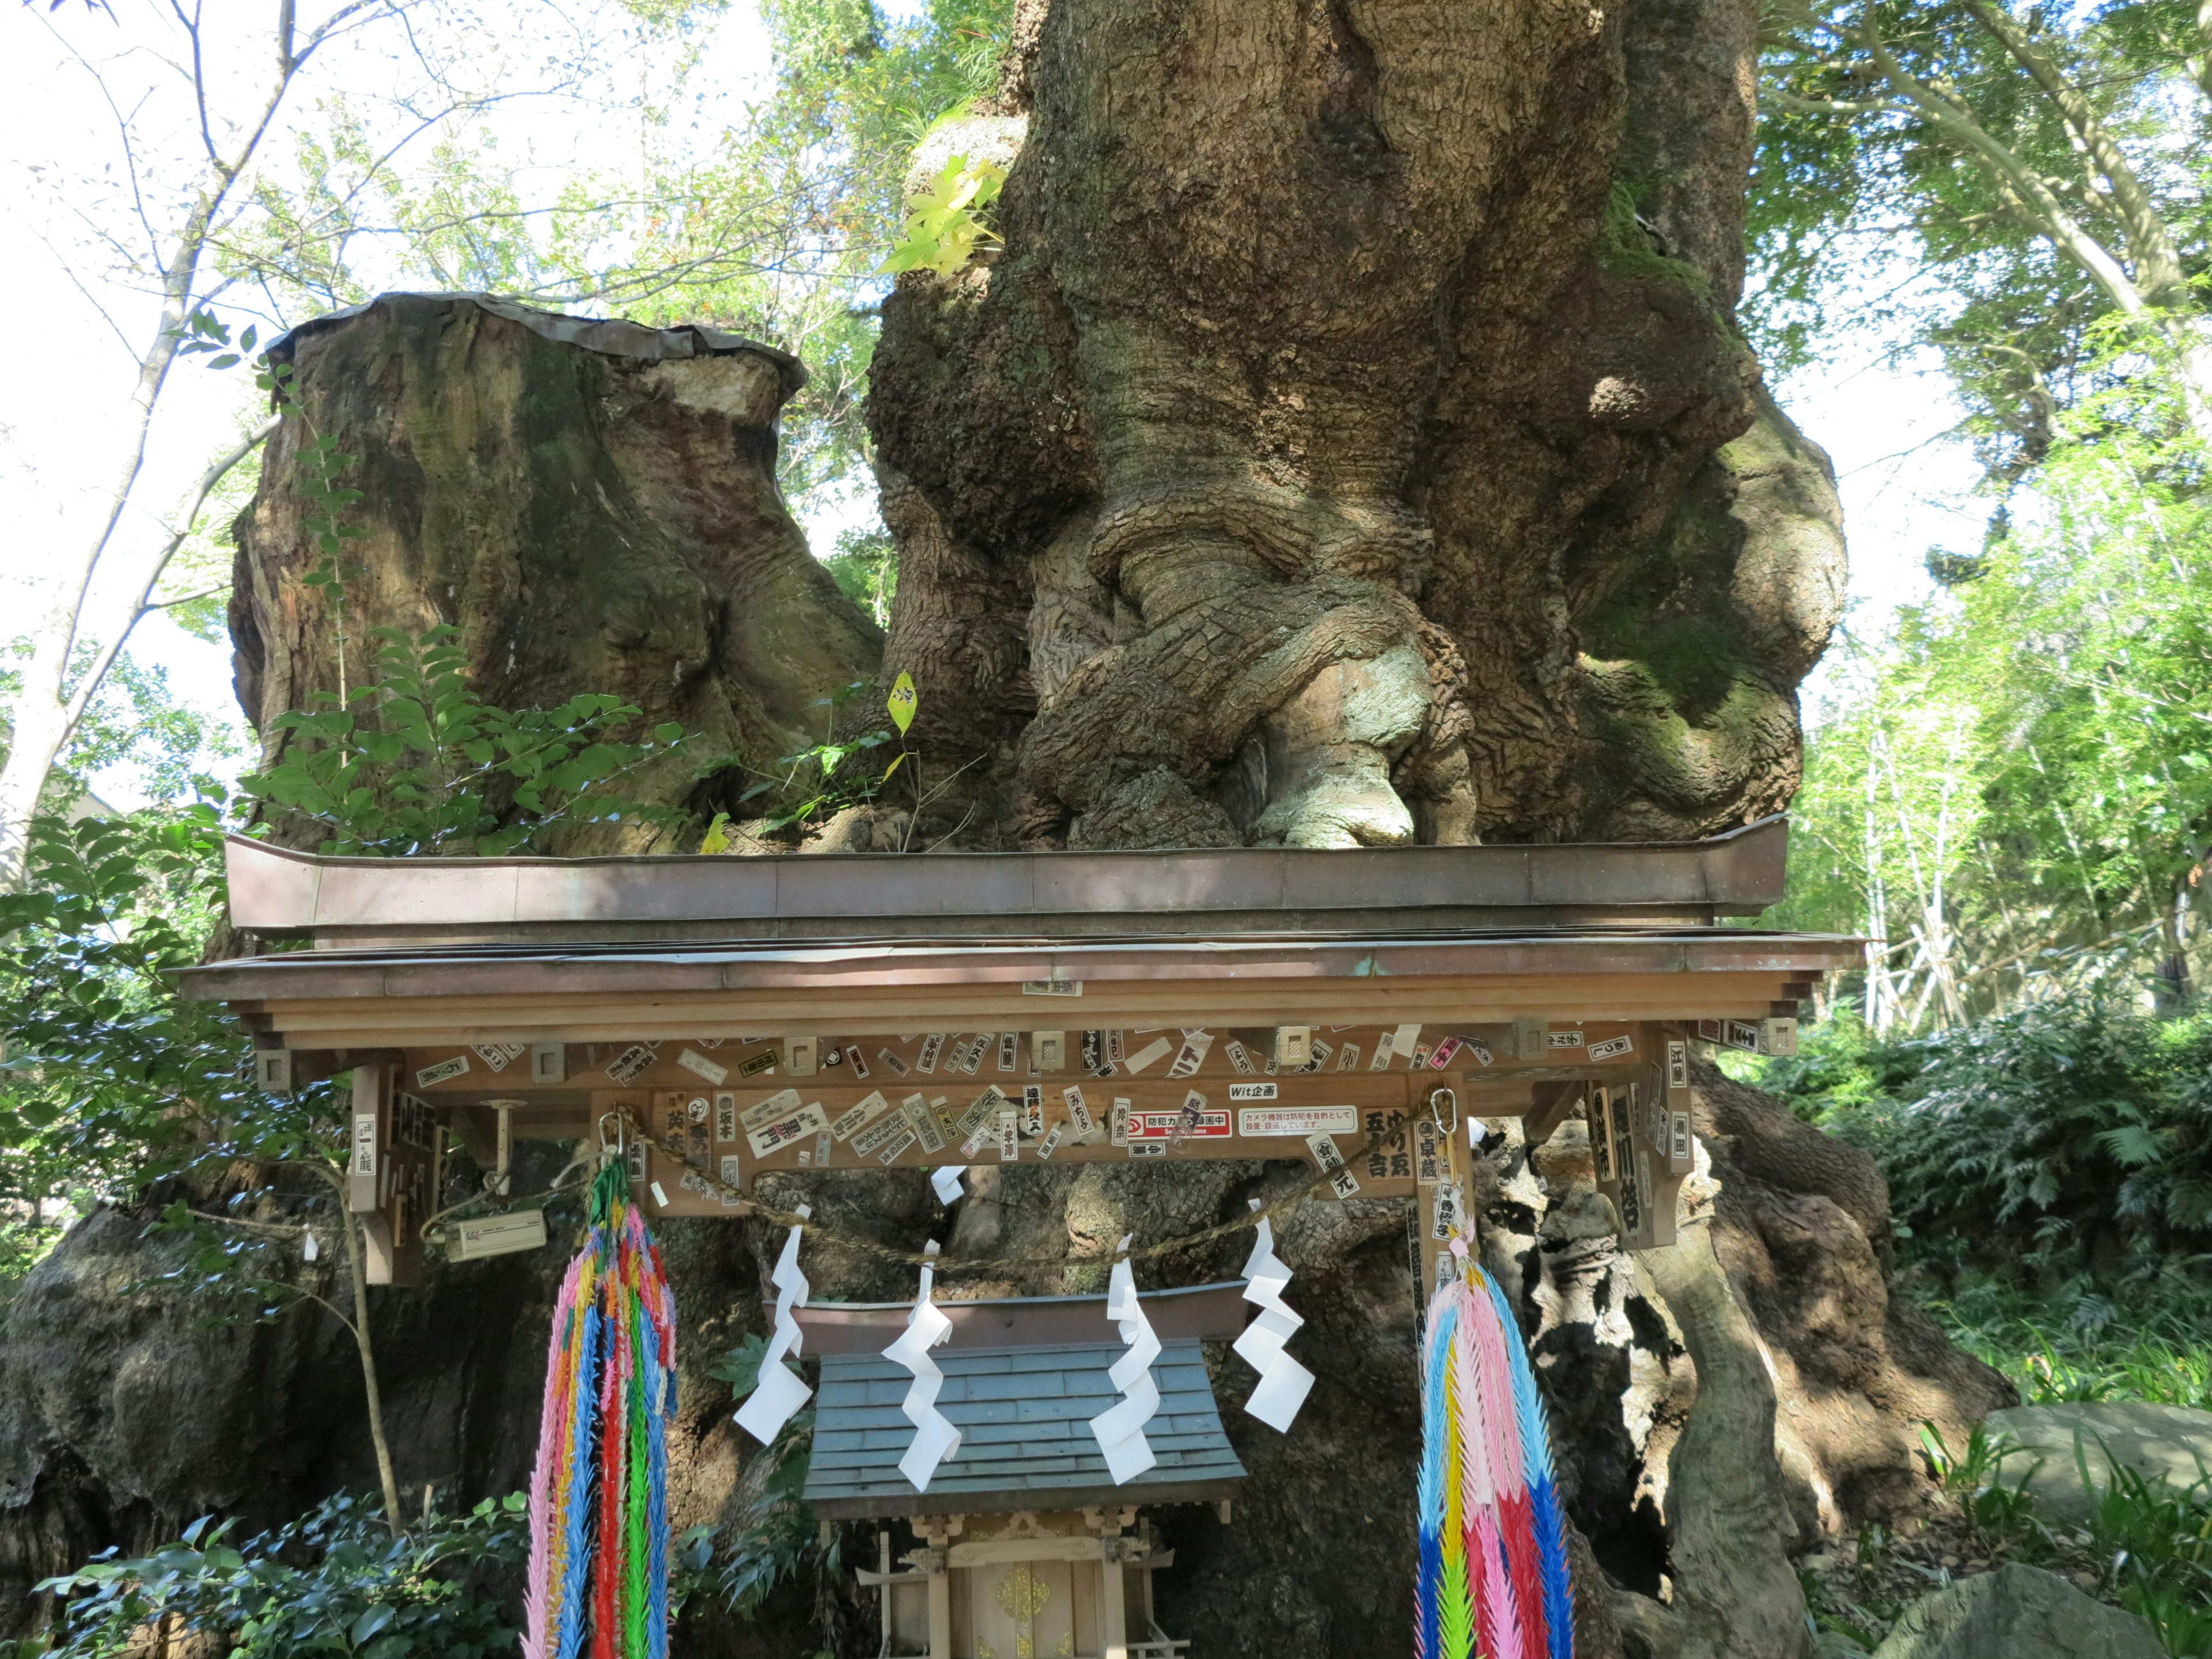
[856,2,1866,1652]
[867,0,1843,853]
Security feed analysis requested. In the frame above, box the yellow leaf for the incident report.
[887,671,918,734]
[700,812,730,855]
[881,751,908,785]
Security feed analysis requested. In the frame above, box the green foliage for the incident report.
[882,154,1007,275]
[1918,1422,2043,1548]
[1750,0,2209,456]
[722,679,893,836]
[24,1492,528,1658]
[243,626,690,857]
[0,809,251,1259]
[1751,1001,2212,1263]
[824,524,898,628]
[1778,389,2212,1029]
[1922,1270,2212,1412]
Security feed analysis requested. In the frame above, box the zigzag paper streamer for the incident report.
[931,1165,966,1205]
[1088,1237,1162,1483]
[1234,1207,1315,1431]
[522,1157,677,1659]
[884,1241,962,1490]
[1416,1260,1573,1659]
[733,1204,812,1445]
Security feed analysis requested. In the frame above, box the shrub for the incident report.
[20,1491,527,1658]
[1747,999,2212,1271]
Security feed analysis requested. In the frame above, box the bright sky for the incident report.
[0,0,1983,810]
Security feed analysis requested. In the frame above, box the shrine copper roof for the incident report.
[803,1338,1248,1520]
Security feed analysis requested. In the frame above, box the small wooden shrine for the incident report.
[180,814,1858,1659]
[180,813,1857,1287]
[798,1283,1249,1659]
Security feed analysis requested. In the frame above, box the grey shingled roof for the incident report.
[803,1339,1248,1519]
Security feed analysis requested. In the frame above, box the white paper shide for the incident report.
[734,1205,813,1443]
[1233,1207,1315,1433]
[1088,1239,1162,1483]
[884,1242,963,1491]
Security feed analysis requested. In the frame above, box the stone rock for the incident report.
[1869,1562,2161,1658]
[1983,1402,2212,1523]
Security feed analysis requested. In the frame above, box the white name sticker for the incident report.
[1229,1081,1278,1101]
[1241,1105,1359,1137]
[1588,1035,1634,1062]
[1123,1036,1173,1075]
[739,1088,805,1132]
[1128,1108,1229,1141]
[678,1048,729,1085]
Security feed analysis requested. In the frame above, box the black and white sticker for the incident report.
[830,1089,895,1142]
[904,1094,948,1154]
[416,1055,470,1088]
[1167,1030,1214,1078]
[852,1109,913,1158]
[748,1101,830,1158]
[605,1045,656,1084]
[739,1088,805,1132]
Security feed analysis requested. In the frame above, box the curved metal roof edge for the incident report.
[223,813,1794,934]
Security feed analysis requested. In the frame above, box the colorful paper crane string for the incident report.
[523,1157,679,1659]
[1088,1236,1162,1483]
[1416,1259,1573,1659]
[733,1204,813,1445]
[1233,1205,1315,1432]
[884,1240,961,1491]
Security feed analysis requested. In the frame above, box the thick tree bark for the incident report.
[230,293,884,847]
[866,0,1844,851]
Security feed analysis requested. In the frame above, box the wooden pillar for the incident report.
[919,1515,961,1659]
[347,1062,425,1286]
[878,1531,893,1656]
[927,1562,951,1659]
[1100,1551,1127,1659]
[1591,1024,1696,1251]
